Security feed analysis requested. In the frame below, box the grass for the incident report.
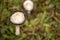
[0,0,60,40]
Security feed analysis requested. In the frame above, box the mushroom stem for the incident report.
[28,11,31,14]
[15,25,20,35]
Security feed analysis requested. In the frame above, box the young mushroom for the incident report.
[23,0,34,14]
[10,11,25,35]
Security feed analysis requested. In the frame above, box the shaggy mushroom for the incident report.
[23,0,34,14]
[10,11,25,35]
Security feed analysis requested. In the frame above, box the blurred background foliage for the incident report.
[0,0,60,40]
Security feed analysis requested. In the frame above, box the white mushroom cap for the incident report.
[23,0,33,11]
[10,12,25,24]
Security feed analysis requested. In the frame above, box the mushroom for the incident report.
[23,0,34,14]
[10,11,25,35]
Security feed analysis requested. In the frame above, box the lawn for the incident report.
[0,0,60,40]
